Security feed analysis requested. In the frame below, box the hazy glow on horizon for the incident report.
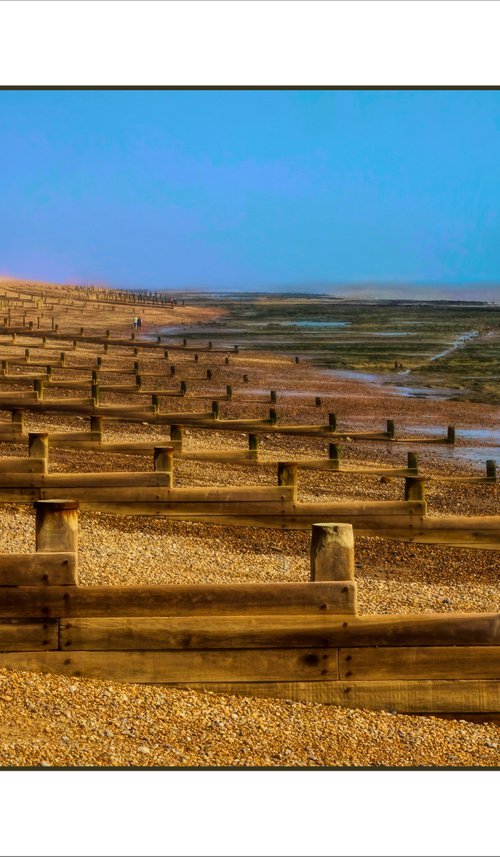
[1,89,500,298]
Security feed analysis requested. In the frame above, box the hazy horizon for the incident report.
[163,281,500,302]
[2,274,498,304]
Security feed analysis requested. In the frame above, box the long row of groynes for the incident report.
[0,282,498,719]
[0,330,461,441]
[0,501,498,716]
[0,299,497,548]
[0,427,497,548]
[1,410,495,482]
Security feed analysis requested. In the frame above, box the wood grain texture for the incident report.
[339,646,500,680]
[174,680,500,712]
[59,612,500,651]
[0,582,357,618]
[0,552,77,585]
[0,648,339,683]
[0,472,169,488]
[310,523,355,581]
[39,487,172,502]
[0,458,46,473]
[73,504,290,520]
[0,619,58,651]
[334,613,500,646]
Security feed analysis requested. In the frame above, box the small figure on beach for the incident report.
[137,316,142,329]
[132,316,138,329]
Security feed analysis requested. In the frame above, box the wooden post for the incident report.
[208,341,213,350]
[328,443,339,467]
[315,396,322,407]
[28,432,49,474]
[277,462,298,501]
[270,390,277,404]
[152,393,160,412]
[46,365,52,380]
[243,374,249,383]
[170,364,176,376]
[212,401,220,419]
[194,353,199,362]
[234,345,239,353]
[1,359,8,374]
[310,523,354,581]
[328,413,337,431]
[295,356,300,364]
[136,375,143,390]
[96,356,102,367]
[404,476,426,502]
[269,408,277,425]
[35,499,79,558]
[447,425,456,444]
[180,380,187,395]
[25,348,30,362]
[34,378,44,400]
[11,409,25,433]
[226,384,233,400]
[133,361,140,373]
[486,460,497,480]
[91,382,100,404]
[248,433,259,459]
[170,425,184,450]
[224,356,230,365]
[90,415,103,441]
[407,452,419,473]
[153,446,174,483]
[387,419,395,439]
[206,369,212,380]
[60,352,66,366]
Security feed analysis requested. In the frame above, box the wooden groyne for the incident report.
[0,504,498,716]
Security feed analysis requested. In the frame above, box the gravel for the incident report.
[0,669,498,768]
[0,279,498,768]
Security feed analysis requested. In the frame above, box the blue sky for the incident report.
[1,89,500,296]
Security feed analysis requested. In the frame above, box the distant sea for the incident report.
[155,282,500,304]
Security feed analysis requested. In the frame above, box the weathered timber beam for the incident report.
[339,646,500,680]
[0,581,357,618]
[0,552,77,586]
[174,679,500,713]
[58,612,500,651]
[0,648,340,684]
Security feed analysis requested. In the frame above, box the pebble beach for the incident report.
[0,281,498,768]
